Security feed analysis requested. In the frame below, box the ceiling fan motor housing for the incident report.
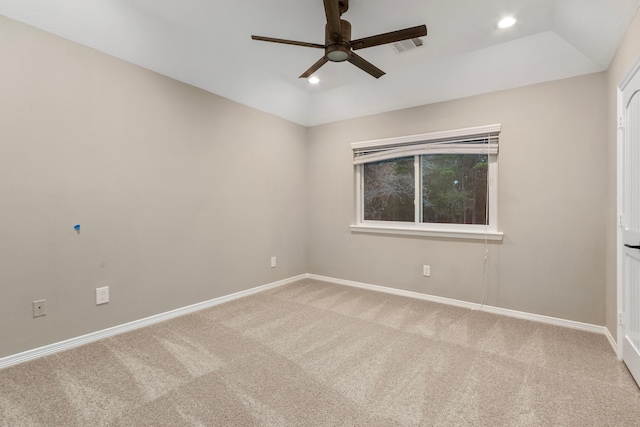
[325,19,351,62]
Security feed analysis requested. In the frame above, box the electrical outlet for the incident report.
[423,265,431,277]
[270,256,277,268]
[33,299,46,317]
[96,286,109,305]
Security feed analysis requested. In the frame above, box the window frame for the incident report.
[350,125,503,241]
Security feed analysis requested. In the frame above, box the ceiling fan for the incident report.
[251,0,427,79]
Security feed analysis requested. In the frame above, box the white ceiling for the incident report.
[1,0,639,126]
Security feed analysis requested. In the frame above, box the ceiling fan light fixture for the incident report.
[497,16,517,29]
[326,45,350,62]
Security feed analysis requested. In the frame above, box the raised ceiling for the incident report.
[1,0,639,126]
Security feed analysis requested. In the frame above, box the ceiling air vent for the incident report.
[392,37,424,53]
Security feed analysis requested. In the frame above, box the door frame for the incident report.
[617,54,640,359]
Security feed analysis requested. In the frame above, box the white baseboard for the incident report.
[0,274,306,370]
[1,272,615,370]
[604,328,618,355]
[309,274,611,338]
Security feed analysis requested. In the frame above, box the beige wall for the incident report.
[0,17,308,358]
[605,11,640,337]
[307,73,607,325]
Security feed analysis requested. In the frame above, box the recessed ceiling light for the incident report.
[497,16,517,29]
[308,76,320,84]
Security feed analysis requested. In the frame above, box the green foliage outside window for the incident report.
[363,154,488,225]
[422,154,488,225]
[363,157,414,222]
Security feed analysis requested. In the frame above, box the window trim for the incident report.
[351,124,503,241]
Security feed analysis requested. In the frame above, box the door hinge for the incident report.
[619,214,625,228]
[619,115,626,129]
[619,311,625,327]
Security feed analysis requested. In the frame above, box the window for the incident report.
[363,157,415,222]
[351,124,503,240]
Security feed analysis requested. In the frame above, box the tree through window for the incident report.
[421,154,487,225]
[363,157,414,222]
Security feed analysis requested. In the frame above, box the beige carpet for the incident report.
[1,278,639,426]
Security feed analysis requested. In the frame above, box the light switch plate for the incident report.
[96,286,109,305]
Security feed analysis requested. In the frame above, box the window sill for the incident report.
[349,224,504,241]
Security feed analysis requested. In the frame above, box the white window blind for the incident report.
[351,124,500,165]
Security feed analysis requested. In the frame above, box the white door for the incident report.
[621,59,640,386]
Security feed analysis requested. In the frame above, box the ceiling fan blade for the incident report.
[347,52,385,79]
[323,0,342,43]
[300,56,330,78]
[251,35,324,49]
[351,24,427,50]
